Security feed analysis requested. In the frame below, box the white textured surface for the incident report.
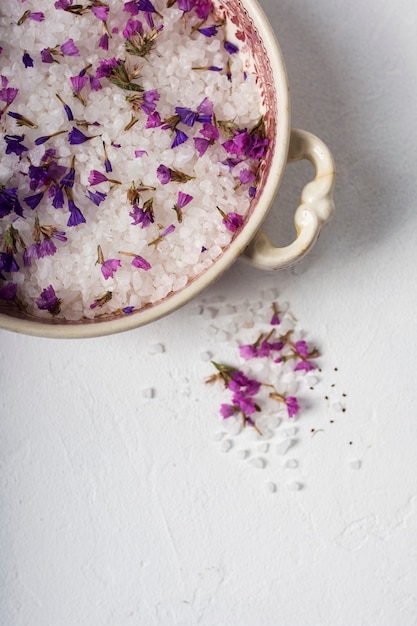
[1,0,417,624]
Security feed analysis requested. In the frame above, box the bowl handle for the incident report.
[242,128,336,270]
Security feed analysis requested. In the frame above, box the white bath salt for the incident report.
[265,481,277,494]
[142,387,156,399]
[249,457,266,469]
[0,0,269,321]
[276,438,294,456]
[284,459,299,469]
[220,439,232,453]
[307,375,319,387]
[332,402,343,412]
[206,325,219,336]
[217,330,230,342]
[283,426,298,437]
[148,343,165,355]
[202,307,218,320]
[236,449,249,460]
[287,481,303,491]
[349,459,362,470]
[199,351,212,362]
[258,442,270,454]
[212,431,224,442]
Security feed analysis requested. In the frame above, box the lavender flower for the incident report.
[92,5,109,20]
[60,38,80,56]
[198,25,217,37]
[36,285,61,315]
[129,201,154,228]
[22,52,34,68]
[68,127,92,145]
[67,200,86,227]
[0,187,23,218]
[4,134,28,156]
[131,255,151,270]
[0,281,17,301]
[171,128,188,148]
[172,191,193,222]
[0,252,19,273]
[96,245,121,280]
[86,189,107,206]
[224,41,239,54]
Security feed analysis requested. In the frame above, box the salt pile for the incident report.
[0,0,268,320]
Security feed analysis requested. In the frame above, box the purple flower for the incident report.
[95,57,120,78]
[123,18,143,38]
[294,360,316,373]
[236,394,256,415]
[141,89,160,115]
[54,0,73,8]
[0,85,19,106]
[60,38,80,57]
[70,75,88,93]
[101,258,121,280]
[23,243,40,267]
[193,137,210,157]
[222,211,243,233]
[222,131,248,157]
[245,133,269,159]
[176,191,193,209]
[171,128,188,148]
[239,168,256,184]
[134,150,147,158]
[294,340,309,356]
[28,12,45,22]
[36,285,61,315]
[0,252,19,273]
[146,111,161,128]
[175,106,198,127]
[198,25,217,37]
[98,33,109,51]
[156,164,171,185]
[161,224,175,237]
[286,396,300,418]
[177,0,196,11]
[137,0,159,13]
[89,74,102,91]
[87,189,107,206]
[68,127,92,145]
[52,187,64,208]
[249,186,256,198]
[22,52,34,67]
[67,200,86,226]
[200,121,218,140]
[123,306,134,314]
[129,203,154,228]
[88,169,108,186]
[39,238,57,258]
[24,192,44,210]
[0,281,17,301]
[224,41,239,54]
[270,313,280,326]
[123,1,140,16]
[40,48,55,64]
[4,134,28,156]
[195,0,211,19]
[131,255,151,270]
[220,403,235,419]
[0,187,23,218]
[239,343,258,360]
[92,5,109,20]
[60,162,76,188]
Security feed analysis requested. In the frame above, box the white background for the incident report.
[1,0,417,624]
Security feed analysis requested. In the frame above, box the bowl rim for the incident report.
[0,0,290,338]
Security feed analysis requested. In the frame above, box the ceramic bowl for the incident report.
[0,0,335,338]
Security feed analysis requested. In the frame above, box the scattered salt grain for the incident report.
[236,450,249,460]
[148,343,165,355]
[332,402,343,412]
[220,439,232,453]
[283,427,298,437]
[284,459,299,469]
[249,457,266,469]
[276,439,295,456]
[287,481,303,491]
[206,325,219,336]
[349,459,362,470]
[142,387,156,399]
[212,432,224,442]
[265,482,277,494]
[199,351,212,362]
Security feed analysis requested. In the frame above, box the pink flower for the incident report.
[286,396,300,418]
[101,258,121,280]
[92,5,109,20]
[88,170,108,185]
[131,255,151,270]
[222,212,243,233]
[60,38,80,57]
[220,403,235,419]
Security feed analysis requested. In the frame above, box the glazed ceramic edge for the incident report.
[0,0,290,339]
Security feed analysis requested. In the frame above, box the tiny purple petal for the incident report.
[0,281,17,301]
[86,188,107,206]
[70,75,88,93]
[286,396,300,418]
[198,25,217,37]
[224,41,239,54]
[176,191,193,209]
[220,403,235,419]
[67,200,86,226]
[68,127,91,145]
[88,170,108,186]
[223,211,243,233]
[146,111,161,128]
[156,164,171,184]
[28,12,45,22]
[101,258,121,280]
[131,255,151,270]
[60,38,80,57]
[171,128,188,148]
[22,52,34,68]
[92,5,109,20]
